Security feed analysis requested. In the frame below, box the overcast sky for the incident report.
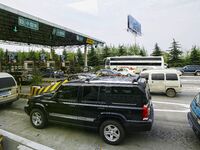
[0,0,200,54]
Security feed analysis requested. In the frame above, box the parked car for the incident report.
[9,70,33,85]
[180,65,200,76]
[40,68,64,78]
[96,69,121,76]
[117,68,135,76]
[68,73,96,80]
[0,72,19,105]
[24,76,154,145]
[140,69,182,97]
[188,92,200,139]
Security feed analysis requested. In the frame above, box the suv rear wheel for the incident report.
[166,88,176,97]
[30,109,47,129]
[100,120,125,145]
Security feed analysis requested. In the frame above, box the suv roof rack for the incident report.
[87,75,140,85]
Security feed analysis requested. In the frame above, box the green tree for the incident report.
[168,39,182,67]
[77,48,84,66]
[88,46,99,66]
[102,45,111,59]
[118,45,126,56]
[151,43,162,56]
[139,47,147,56]
[190,46,200,64]
[128,45,140,55]
[0,48,5,71]
[62,49,68,61]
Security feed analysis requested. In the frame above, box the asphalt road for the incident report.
[0,76,200,150]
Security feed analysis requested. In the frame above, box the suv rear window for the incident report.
[152,73,164,80]
[0,77,16,89]
[99,86,143,106]
[166,73,178,80]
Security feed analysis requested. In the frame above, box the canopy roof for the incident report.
[0,3,104,47]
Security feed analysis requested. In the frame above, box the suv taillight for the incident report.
[142,105,150,120]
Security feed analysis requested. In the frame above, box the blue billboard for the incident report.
[127,15,141,35]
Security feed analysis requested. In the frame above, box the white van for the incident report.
[140,69,182,97]
[0,73,18,105]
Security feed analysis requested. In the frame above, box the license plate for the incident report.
[0,90,11,97]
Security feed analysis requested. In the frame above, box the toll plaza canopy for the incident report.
[0,3,104,47]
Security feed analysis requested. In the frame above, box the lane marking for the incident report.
[154,109,190,113]
[0,129,54,150]
[152,101,190,108]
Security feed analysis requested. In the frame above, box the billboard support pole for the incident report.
[84,44,88,67]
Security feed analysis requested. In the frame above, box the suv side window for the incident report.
[81,86,99,103]
[152,73,164,80]
[166,73,178,80]
[56,86,78,102]
[100,86,143,106]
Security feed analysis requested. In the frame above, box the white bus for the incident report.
[105,56,165,73]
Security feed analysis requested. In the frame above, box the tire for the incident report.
[166,88,176,97]
[196,72,200,76]
[30,109,47,129]
[192,127,200,140]
[99,120,125,145]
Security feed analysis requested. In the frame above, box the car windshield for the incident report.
[195,93,200,105]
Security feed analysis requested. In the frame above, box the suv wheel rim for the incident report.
[32,112,42,126]
[104,125,120,142]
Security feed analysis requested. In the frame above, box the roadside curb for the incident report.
[0,129,54,150]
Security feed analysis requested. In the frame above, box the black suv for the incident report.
[24,76,154,145]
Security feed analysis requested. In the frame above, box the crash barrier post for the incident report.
[0,134,3,150]
[30,80,68,96]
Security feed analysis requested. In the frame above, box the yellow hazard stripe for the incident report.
[49,81,61,92]
[33,88,40,96]
[38,87,45,94]
[43,85,52,93]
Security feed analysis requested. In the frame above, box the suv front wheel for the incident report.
[100,120,125,145]
[30,109,47,129]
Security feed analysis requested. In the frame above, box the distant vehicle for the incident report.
[105,56,165,73]
[188,92,200,139]
[96,69,121,76]
[68,73,96,80]
[180,65,200,76]
[24,76,153,145]
[40,68,64,78]
[0,72,18,105]
[117,68,135,76]
[140,69,182,97]
[9,70,33,85]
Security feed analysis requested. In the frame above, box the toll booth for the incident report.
[47,61,55,68]
[24,61,34,71]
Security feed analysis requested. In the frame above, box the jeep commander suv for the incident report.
[24,76,154,145]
